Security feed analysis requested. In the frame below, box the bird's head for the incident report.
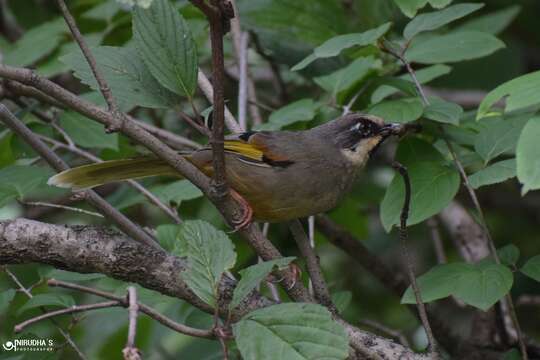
[327,113,412,165]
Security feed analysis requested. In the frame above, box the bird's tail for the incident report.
[48,157,180,190]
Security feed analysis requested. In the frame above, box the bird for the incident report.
[48,113,408,227]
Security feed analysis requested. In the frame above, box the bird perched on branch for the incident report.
[48,113,410,229]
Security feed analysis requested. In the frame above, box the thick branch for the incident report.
[0,104,158,248]
[0,218,270,319]
[0,218,426,359]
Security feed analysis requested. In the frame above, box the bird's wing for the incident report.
[223,131,294,167]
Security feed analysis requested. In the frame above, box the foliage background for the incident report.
[1,0,540,359]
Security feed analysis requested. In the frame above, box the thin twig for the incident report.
[0,104,159,248]
[427,218,447,264]
[261,223,281,302]
[517,295,540,307]
[251,32,289,103]
[229,0,263,126]
[237,31,249,130]
[56,0,121,119]
[198,1,229,197]
[3,268,87,360]
[197,69,242,133]
[123,287,141,360]
[289,219,335,311]
[5,82,201,149]
[47,279,214,338]
[392,162,438,357]
[385,40,527,359]
[15,300,122,333]
[444,139,528,359]
[178,109,211,137]
[21,201,104,218]
[307,215,315,296]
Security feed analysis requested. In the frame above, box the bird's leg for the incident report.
[266,262,303,291]
[229,189,253,232]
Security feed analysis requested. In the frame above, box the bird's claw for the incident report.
[267,263,302,290]
[228,189,253,233]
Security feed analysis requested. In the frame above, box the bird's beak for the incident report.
[379,123,421,137]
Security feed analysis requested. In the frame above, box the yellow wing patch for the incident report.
[224,140,264,161]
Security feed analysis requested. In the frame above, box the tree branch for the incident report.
[0,218,427,359]
[123,287,141,360]
[15,301,122,333]
[289,219,335,310]
[393,162,438,357]
[47,279,214,339]
[56,0,121,120]
[0,104,158,248]
[0,218,270,319]
[229,0,263,126]
[3,267,87,360]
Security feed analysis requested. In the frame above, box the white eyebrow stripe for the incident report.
[350,123,361,131]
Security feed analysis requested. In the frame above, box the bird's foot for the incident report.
[267,263,303,290]
[228,189,253,233]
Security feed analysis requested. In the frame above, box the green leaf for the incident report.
[402,263,469,303]
[113,179,203,210]
[402,262,513,311]
[59,111,119,150]
[41,269,106,282]
[0,165,53,207]
[457,5,521,35]
[424,97,463,125]
[314,57,381,95]
[393,0,453,18]
[151,180,203,204]
[133,0,198,97]
[156,224,180,252]
[230,257,295,311]
[403,3,483,40]
[474,115,529,164]
[503,349,522,360]
[396,137,445,164]
[497,245,520,267]
[372,77,418,100]
[234,303,349,360]
[368,97,424,123]
[83,1,122,21]
[291,23,391,71]
[38,34,102,78]
[453,262,513,311]
[468,159,516,189]
[516,117,540,194]
[61,46,180,109]
[331,291,352,313]
[174,220,236,307]
[17,294,76,316]
[0,289,16,314]
[406,31,504,64]
[521,255,540,282]
[0,132,14,167]
[4,19,66,67]
[316,23,391,58]
[477,70,540,119]
[371,64,451,103]
[256,99,319,131]
[380,161,460,231]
